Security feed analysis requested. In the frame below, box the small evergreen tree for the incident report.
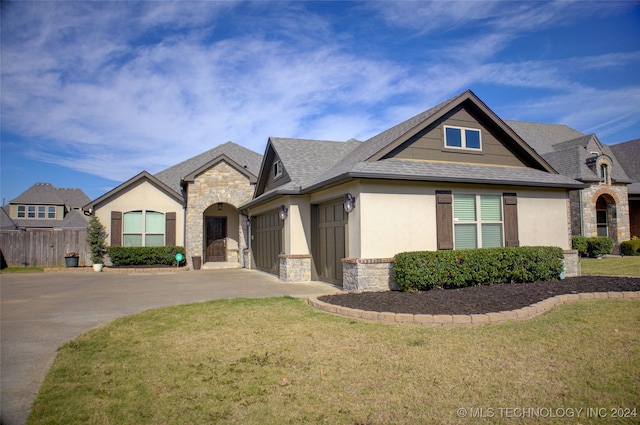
[86,216,107,264]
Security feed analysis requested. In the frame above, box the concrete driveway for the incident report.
[0,269,341,425]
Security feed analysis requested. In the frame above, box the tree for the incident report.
[86,216,107,264]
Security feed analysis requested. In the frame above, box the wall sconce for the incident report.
[343,193,356,213]
[217,202,223,211]
[279,205,288,220]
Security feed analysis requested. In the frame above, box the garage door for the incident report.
[252,210,282,275]
[315,200,346,285]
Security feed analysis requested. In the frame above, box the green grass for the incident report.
[0,266,44,273]
[29,297,640,425]
[580,256,640,277]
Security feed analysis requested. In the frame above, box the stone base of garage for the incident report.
[341,258,399,293]
[279,254,312,282]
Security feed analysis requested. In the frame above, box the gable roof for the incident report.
[243,90,584,209]
[10,183,90,207]
[85,171,184,210]
[610,138,640,194]
[154,141,262,194]
[0,206,17,230]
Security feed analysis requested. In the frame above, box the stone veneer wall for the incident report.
[279,254,311,282]
[341,258,399,293]
[341,253,581,293]
[579,184,630,251]
[185,161,254,267]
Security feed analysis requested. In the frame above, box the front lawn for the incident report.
[29,297,639,425]
[580,256,640,277]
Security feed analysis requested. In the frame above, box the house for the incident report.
[3,182,90,230]
[84,142,262,267]
[240,90,586,291]
[610,138,640,238]
[506,121,635,251]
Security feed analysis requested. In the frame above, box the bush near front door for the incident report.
[107,246,186,266]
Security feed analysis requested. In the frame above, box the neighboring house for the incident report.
[240,90,585,291]
[4,182,90,230]
[610,139,640,238]
[506,121,634,251]
[84,142,262,267]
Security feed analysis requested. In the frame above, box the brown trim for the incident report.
[503,193,519,247]
[436,190,453,250]
[111,211,122,246]
[165,212,176,246]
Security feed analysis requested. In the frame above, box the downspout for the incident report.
[240,211,251,269]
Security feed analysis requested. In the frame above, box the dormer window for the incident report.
[444,126,482,151]
[273,159,283,179]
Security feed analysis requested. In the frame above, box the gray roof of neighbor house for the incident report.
[0,206,17,230]
[10,183,90,208]
[6,208,89,229]
[610,138,640,194]
[154,141,262,194]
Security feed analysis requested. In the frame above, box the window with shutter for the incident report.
[452,194,505,249]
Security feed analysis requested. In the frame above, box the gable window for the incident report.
[453,194,503,249]
[273,159,283,179]
[123,210,165,247]
[444,126,482,151]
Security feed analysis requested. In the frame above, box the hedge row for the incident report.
[571,236,613,257]
[106,246,186,266]
[621,239,640,256]
[392,246,564,292]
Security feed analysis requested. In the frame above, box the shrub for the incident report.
[571,236,588,255]
[393,246,564,292]
[620,239,640,256]
[586,237,614,257]
[107,246,186,267]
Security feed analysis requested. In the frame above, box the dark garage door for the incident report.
[315,200,346,285]
[252,210,282,275]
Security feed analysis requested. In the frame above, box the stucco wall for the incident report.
[94,180,184,247]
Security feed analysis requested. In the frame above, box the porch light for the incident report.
[217,203,223,211]
[343,193,356,213]
[279,205,288,220]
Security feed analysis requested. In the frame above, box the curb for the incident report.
[307,291,640,326]
[43,266,190,273]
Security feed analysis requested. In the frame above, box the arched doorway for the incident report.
[595,194,617,240]
[203,202,241,263]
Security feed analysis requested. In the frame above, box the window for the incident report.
[123,211,165,246]
[273,159,283,179]
[37,206,46,219]
[17,205,26,218]
[48,206,56,219]
[27,206,36,218]
[600,164,609,184]
[444,126,482,151]
[453,194,503,249]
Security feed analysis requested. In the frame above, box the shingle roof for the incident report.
[154,141,262,194]
[0,206,17,230]
[505,120,585,155]
[269,137,361,190]
[10,183,90,208]
[610,138,640,194]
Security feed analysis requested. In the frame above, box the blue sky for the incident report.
[2,1,639,203]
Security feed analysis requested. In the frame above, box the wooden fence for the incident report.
[0,229,88,268]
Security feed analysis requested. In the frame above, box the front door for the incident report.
[206,217,226,262]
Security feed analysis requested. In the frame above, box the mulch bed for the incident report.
[318,276,640,315]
